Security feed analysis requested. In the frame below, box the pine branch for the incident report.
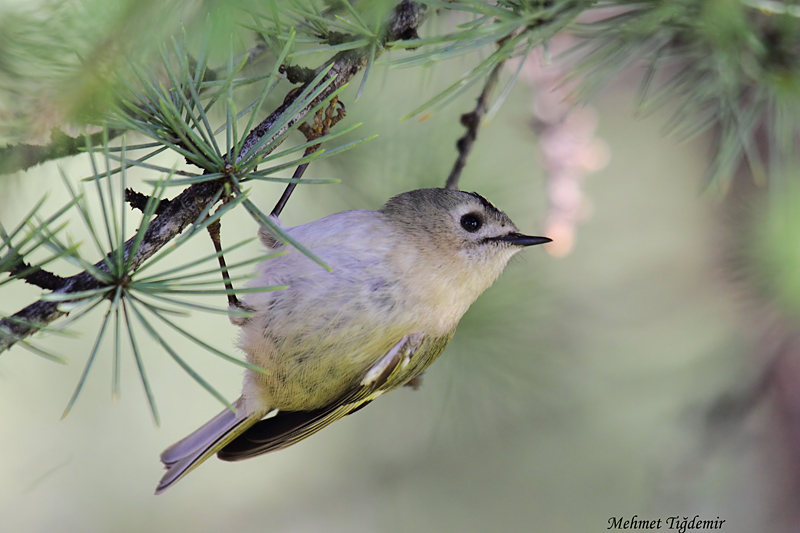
[0,129,124,175]
[0,37,274,178]
[445,59,506,190]
[0,0,428,354]
[237,1,427,165]
[0,180,220,353]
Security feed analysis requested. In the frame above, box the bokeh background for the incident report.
[0,3,794,532]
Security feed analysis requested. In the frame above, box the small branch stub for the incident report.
[8,261,68,291]
[125,188,170,215]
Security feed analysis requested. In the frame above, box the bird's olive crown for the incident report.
[380,188,519,249]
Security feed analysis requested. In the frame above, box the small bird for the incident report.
[155,188,550,493]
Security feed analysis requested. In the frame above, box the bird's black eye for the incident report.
[460,213,482,233]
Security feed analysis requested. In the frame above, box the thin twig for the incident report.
[271,164,312,218]
[206,218,240,308]
[272,98,346,217]
[444,60,506,190]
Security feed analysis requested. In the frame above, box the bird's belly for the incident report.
[242,319,409,411]
[238,266,453,411]
[257,351,366,411]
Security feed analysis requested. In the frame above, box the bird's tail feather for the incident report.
[155,397,265,495]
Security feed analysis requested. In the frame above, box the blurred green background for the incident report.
[0,5,784,533]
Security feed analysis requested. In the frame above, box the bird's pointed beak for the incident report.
[493,233,552,247]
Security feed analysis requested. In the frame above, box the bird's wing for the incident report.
[217,332,427,461]
[155,397,268,495]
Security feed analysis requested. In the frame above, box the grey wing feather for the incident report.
[160,400,241,466]
[218,333,425,462]
[155,397,267,494]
